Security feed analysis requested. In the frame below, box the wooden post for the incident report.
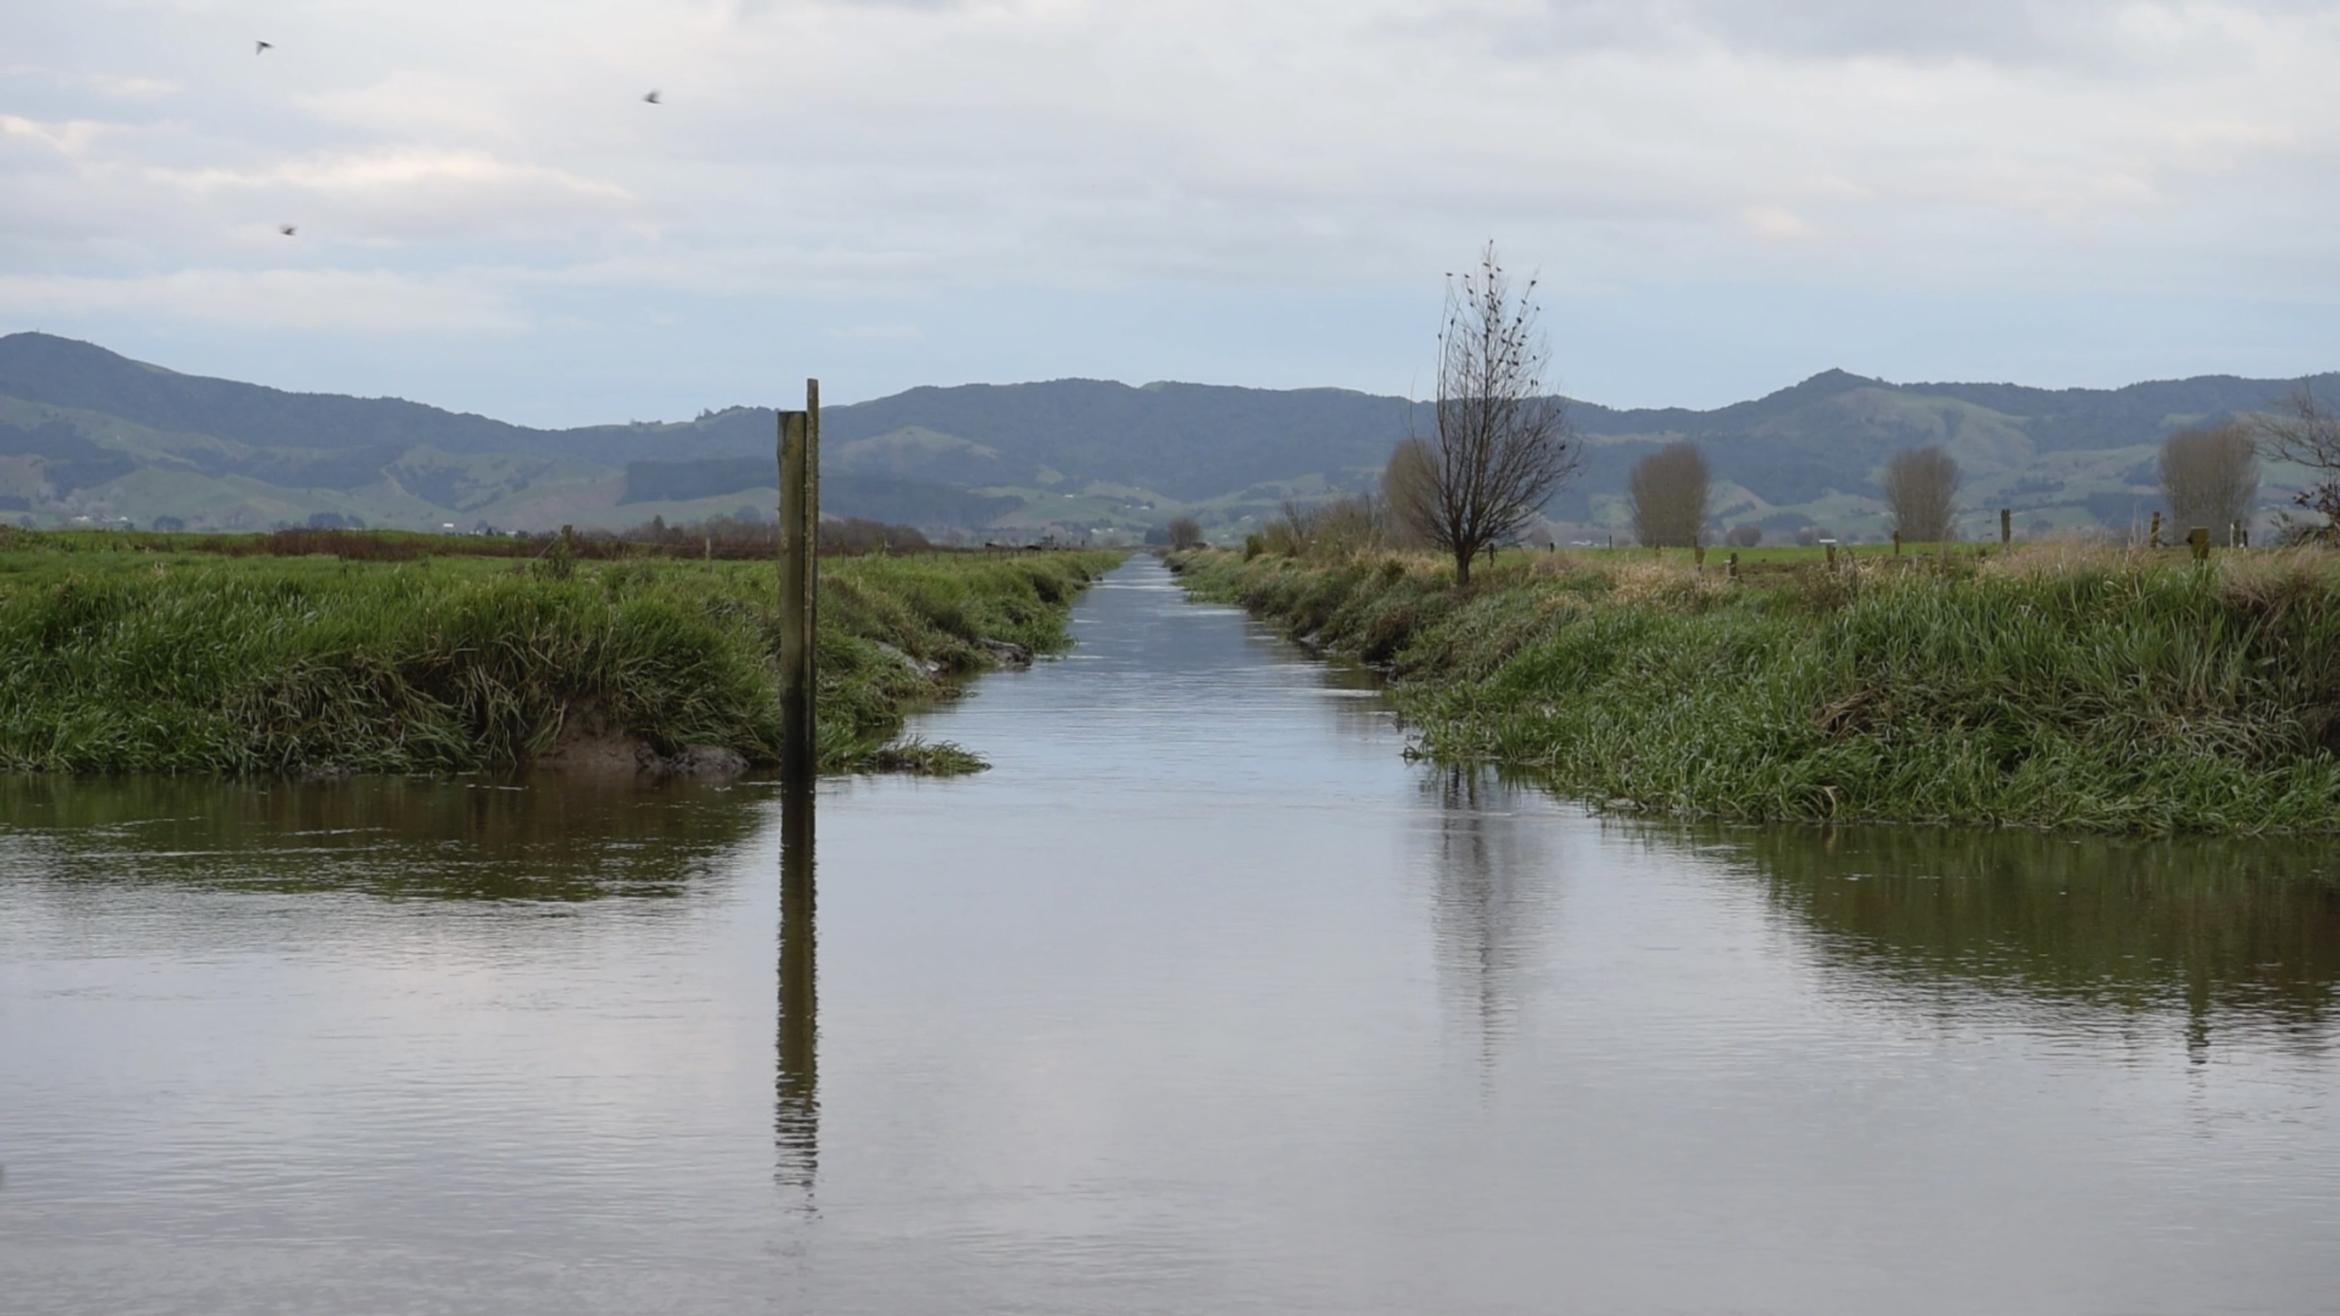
[1694,543,1707,572]
[2000,508,2011,546]
[778,379,821,785]
[1892,530,1902,557]
[2231,521,2242,549]
[2188,526,2210,562]
[1825,541,1838,572]
[2149,510,2162,549]
[1726,552,1739,579]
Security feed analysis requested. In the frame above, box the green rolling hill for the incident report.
[0,332,2329,542]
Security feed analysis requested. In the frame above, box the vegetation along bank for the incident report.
[1172,544,2340,834]
[0,531,1123,777]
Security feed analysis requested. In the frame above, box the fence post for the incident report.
[1694,543,1707,572]
[1727,552,1739,580]
[1892,530,1902,557]
[2149,510,2162,549]
[1825,541,1838,572]
[778,379,821,785]
[2000,508,2012,546]
[2188,526,2210,562]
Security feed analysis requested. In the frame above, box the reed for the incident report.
[0,545,1121,777]
[1170,545,2340,833]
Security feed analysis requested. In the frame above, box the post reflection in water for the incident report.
[775,783,819,1199]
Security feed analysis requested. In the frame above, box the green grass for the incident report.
[1172,543,2340,834]
[0,532,1123,777]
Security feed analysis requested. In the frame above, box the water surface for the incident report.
[5,556,2339,1314]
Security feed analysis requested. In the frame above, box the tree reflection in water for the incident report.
[1694,823,2340,1061]
[1416,765,1559,1075]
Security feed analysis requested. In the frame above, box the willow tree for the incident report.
[1392,242,1581,585]
[1628,441,1711,547]
[2158,422,2259,539]
[1381,438,1437,549]
[1882,446,1961,543]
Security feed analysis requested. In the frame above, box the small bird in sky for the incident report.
[643,89,662,104]
[278,224,297,237]
[255,40,273,54]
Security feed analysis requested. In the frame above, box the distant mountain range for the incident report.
[1,332,2329,541]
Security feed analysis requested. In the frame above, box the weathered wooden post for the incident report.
[778,379,821,785]
[2000,508,2012,546]
[2188,526,2210,562]
[2149,510,2162,549]
[1892,530,1902,557]
[1824,541,1838,572]
[1726,552,1739,580]
[1694,543,1707,573]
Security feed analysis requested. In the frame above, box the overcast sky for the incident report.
[5,0,2338,426]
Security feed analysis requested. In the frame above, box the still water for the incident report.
[4,556,2339,1314]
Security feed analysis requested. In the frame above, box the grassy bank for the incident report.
[0,535,1122,777]
[1172,544,2340,833]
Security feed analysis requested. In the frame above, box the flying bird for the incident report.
[279,224,297,237]
[643,89,661,104]
[255,40,273,54]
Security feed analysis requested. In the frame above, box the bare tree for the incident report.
[2257,383,2340,472]
[1627,441,1711,547]
[2255,384,2340,536]
[1401,242,1582,585]
[1882,446,1960,543]
[2157,423,2259,539]
[1165,516,1204,550]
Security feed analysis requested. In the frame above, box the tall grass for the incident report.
[0,547,1122,776]
[1171,545,2340,833]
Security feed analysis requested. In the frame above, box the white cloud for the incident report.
[1,0,2337,405]
[1742,206,1813,242]
[0,269,529,335]
[151,148,627,200]
[0,64,180,100]
[827,322,922,341]
[0,114,116,157]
